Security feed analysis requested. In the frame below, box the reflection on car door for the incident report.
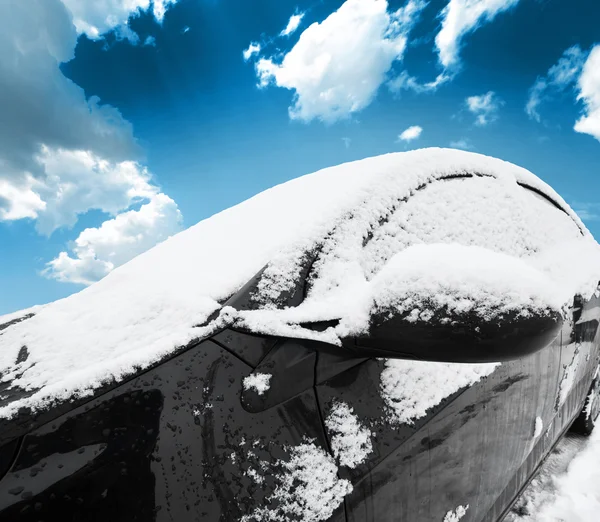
[315,335,563,522]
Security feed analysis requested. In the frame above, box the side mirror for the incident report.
[334,244,565,363]
[340,308,563,363]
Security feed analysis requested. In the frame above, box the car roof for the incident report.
[0,148,596,421]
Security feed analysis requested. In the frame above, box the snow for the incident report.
[534,417,544,439]
[1,147,599,418]
[242,373,272,395]
[370,243,566,323]
[324,402,373,468]
[380,358,498,425]
[0,305,45,328]
[241,441,352,522]
[508,431,600,522]
[558,346,581,407]
[443,505,469,522]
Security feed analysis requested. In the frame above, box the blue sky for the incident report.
[1,0,600,315]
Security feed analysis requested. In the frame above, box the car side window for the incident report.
[359,175,582,280]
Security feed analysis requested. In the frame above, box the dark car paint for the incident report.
[0,294,598,522]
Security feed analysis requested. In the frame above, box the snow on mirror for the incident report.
[342,243,565,362]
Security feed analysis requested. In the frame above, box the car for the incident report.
[0,148,599,522]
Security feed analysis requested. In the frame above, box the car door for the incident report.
[315,335,562,522]
[0,332,346,522]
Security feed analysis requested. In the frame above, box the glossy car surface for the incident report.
[0,164,599,522]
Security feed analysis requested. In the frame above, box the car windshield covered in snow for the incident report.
[1,148,599,419]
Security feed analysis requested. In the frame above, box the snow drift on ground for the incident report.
[1,148,599,418]
[507,431,600,522]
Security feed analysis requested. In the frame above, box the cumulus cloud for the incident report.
[398,125,423,142]
[0,177,45,221]
[526,45,587,122]
[0,0,182,285]
[466,91,503,126]
[44,194,182,285]
[250,0,426,123]
[574,45,600,141]
[61,0,177,41]
[33,148,161,235]
[435,0,520,70]
[0,0,140,182]
[280,13,304,37]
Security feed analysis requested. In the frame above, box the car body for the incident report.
[0,149,599,522]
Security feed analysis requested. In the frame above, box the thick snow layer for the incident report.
[370,243,565,322]
[0,305,44,328]
[325,402,373,468]
[380,359,498,425]
[241,441,352,522]
[242,373,272,395]
[1,148,599,418]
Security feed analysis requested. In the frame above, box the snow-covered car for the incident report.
[0,148,599,522]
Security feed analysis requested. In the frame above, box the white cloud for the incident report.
[61,0,177,41]
[435,0,520,70]
[0,0,140,183]
[574,45,600,141]
[252,0,426,123]
[398,125,423,142]
[280,13,304,37]
[388,70,450,93]
[34,147,159,235]
[243,42,261,61]
[466,91,503,126]
[0,176,45,221]
[342,137,352,149]
[44,194,182,285]
[526,45,587,122]
[0,0,183,286]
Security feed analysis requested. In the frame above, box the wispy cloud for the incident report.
[435,0,520,71]
[342,137,352,149]
[388,71,450,94]
[526,45,587,122]
[398,125,423,142]
[466,91,503,126]
[280,12,304,37]
[62,0,178,42]
[449,138,474,150]
[571,201,600,222]
[243,42,261,62]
